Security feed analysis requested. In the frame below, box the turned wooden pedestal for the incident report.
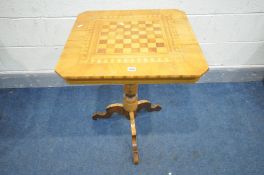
[92,84,161,164]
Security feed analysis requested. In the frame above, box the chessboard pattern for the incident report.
[56,10,209,84]
[96,20,168,55]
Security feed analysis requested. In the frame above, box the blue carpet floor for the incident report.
[0,82,264,175]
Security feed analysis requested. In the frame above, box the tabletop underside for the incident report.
[55,9,208,84]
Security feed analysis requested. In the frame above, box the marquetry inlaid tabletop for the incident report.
[55,9,208,84]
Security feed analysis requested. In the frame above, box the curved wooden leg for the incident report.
[92,103,128,120]
[129,112,139,164]
[137,100,161,112]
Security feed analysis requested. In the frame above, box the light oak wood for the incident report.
[123,84,138,112]
[137,100,162,112]
[66,78,199,84]
[55,9,208,84]
[55,9,208,165]
[92,103,129,120]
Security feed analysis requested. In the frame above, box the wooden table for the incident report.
[55,9,208,164]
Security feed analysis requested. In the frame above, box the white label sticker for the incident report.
[127,67,137,72]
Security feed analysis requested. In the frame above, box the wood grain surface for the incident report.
[55,9,208,84]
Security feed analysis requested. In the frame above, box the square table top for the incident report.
[55,9,208,84]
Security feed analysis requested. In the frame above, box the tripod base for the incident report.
[92,85,161,164]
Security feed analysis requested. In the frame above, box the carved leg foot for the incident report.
[129,112,139,164]
[92,103,128,120]
[137,100,161,113]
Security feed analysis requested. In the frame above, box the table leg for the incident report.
[137,100,161,112]
[129,111,139,164]
[92,103,129,120]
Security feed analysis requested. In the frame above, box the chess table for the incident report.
[56,9,208,164]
